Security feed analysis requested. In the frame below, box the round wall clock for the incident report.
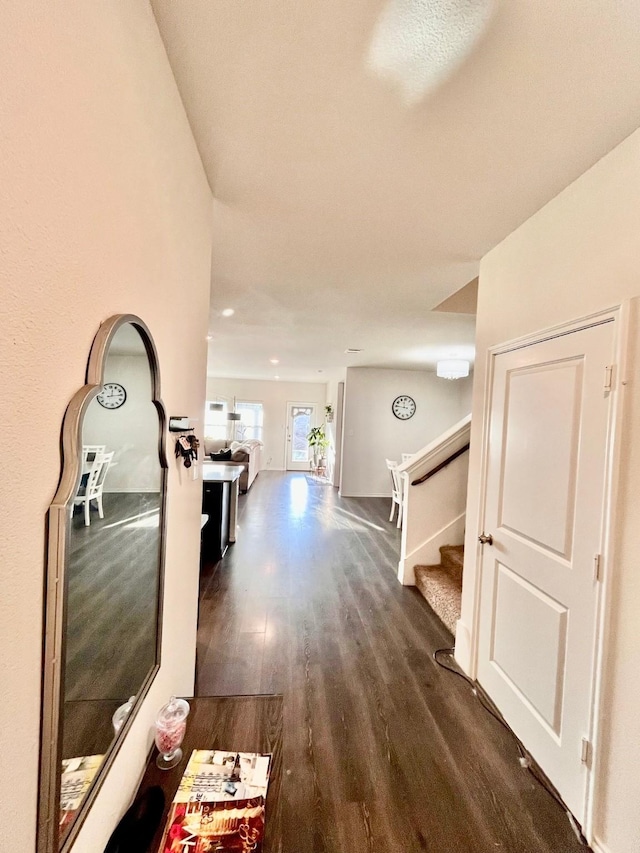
[392,395,416,420]
[96,382,127,409]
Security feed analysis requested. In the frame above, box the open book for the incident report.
[159,749,271,852]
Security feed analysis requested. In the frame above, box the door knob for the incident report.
[478,532,493,546]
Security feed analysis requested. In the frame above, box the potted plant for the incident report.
[307,426,330,469]
[325,404,334,423]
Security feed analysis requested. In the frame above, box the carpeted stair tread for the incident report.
[439,544,464,576]
[414,563,462,635]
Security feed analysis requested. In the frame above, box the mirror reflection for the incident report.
[58,323,163,845]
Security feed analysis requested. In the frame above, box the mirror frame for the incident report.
[38,314,168,853]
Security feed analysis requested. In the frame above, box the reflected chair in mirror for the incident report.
[74,451,114,526]
[82,444,106,464]
[385,458,403,528]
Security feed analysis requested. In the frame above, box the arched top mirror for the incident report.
[38,315,168,853]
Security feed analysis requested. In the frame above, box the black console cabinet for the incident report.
[200,463,244,563]
[201,480,230,562]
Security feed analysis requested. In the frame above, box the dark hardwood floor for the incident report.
[63,492,161,763]
[196,472,587,853]
[65,491,161,703]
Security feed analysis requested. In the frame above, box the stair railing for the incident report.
[411,443,470,486]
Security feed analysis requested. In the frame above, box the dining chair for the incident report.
[75,451,114,526]
[82,444,106,464]
[385,459,403,528]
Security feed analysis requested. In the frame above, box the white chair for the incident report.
[82,444,106,464]
[75,451,114,526]
[385,459,403,528]
[401,453,415,464]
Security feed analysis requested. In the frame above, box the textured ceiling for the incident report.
[151,0,640,382]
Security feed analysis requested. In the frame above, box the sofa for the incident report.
[202,438,263,493]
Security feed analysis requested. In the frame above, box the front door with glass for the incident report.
[285,403,317,470]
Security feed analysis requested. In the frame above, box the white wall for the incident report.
[83,355,160,493]
[458,372,474,417]
[206,377,327,470]
[0,4,212,851]
[323,375,345,487]
[340,367,473,497]
[458,127,640,853]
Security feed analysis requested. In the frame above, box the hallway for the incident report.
[196,472,585,853]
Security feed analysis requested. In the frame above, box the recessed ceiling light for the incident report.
[270,358,279,364]
[274,375,280,380]
[221,308,235,317]
[345,348,362,354]
[317,370,323,373]
[206,335,213,341]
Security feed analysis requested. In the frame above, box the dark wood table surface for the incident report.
[137,695,283,852]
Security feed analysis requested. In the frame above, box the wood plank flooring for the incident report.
[66,491,160,703]
[196,472,587,853]
[63,492,161,764]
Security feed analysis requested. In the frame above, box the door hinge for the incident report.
[593,553,603,582]
[581,737,592,766]
[604,364,614,391]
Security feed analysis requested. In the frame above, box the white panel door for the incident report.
[477,320,616,824]
[285,403,317,471]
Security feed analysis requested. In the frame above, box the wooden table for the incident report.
[135,695,283,852]
[201,463,244,561]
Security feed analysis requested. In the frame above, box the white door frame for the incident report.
[462,303,630,842]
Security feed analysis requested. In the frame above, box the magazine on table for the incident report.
[159,749,272,852]
[59,754,105,835]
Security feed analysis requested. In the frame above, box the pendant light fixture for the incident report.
[436,359,470,380]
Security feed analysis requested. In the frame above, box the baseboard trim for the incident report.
[454,619,473,675]
[397,513,465,585]
[339,491,389,498]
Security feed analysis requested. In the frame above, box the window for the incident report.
[204,399,228,439]
[235,401,264,442]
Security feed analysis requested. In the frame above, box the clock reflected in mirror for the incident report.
[392,395,416,420]
[97,382,127,409]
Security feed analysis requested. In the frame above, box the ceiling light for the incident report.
[221,308,235,317]
[209,402,224,412]
[227,412,242,421]
[274,375,280,380]
[437,359,470,380]
[270,358,279,364]
[206,335,213,341]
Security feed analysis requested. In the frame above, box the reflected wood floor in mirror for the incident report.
[196,472,587,853]
[62,699,122,762]
[65,492,160,704]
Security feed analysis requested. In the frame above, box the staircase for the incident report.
[414,544,463,635]
[396,414,470,586]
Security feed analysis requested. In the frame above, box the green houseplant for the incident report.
[307,426,330,468]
